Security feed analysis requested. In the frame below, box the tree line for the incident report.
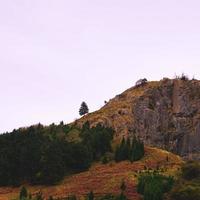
[0,122,114,186]
[16,180,128,200]
[115,136,144,162]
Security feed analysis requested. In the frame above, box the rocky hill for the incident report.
[77,78,200,160]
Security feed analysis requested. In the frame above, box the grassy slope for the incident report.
[0,147,183,200]
[76,82,160,124]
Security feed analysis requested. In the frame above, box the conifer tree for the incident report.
[19,186,28,200]
[119,137,127,160]
[115,137,144,162]
[79,102,89,116]
[125,137,131,159]
[117,192,127,200]
[87,191,94,200]
[144,181,162,200]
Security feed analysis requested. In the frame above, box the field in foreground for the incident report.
[0,147,183,200]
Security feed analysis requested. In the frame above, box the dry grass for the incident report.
[0,146,183,200]
[75,81,161,128]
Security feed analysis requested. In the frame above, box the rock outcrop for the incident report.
[77,78,200,159]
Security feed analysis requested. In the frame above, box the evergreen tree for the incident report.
[119,137,127,160]
[87,191,94,200]
[126,137,131,159]
[130,137,144,162]
[115,137,144,163]
[144,181,162,200]
[0,121,114,186]
[120,180,126,192]
[79,102,89,116]
[117,192,127,200]
[19,186,28,200]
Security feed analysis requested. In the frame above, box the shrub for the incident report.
[87,191,94,200]
[100,194,115,200]
[181,161,200,180]
[170,184,200,200]
[137,173,174,200]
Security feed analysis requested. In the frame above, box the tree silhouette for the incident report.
[19,186,28,200]
[79,102,89,116]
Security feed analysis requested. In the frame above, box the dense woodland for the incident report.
[0,122,114,186]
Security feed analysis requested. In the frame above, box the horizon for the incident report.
[1,0,200,133]
[1,74,198,133]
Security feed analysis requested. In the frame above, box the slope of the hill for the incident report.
[0,147,183,200]
[76,78,200,160]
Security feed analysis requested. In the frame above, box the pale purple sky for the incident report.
[1,0,200,133]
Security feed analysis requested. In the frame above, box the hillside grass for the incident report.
[76,81,161,127]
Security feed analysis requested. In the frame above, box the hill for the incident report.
[76,77,200,160]
[0,147,183,200]
[1,76,199,200]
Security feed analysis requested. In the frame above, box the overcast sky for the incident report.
[1,0,200,133]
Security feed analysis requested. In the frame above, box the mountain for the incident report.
[77,77,200,160]
[1,76,197,200]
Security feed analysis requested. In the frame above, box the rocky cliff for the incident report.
[77,78,200,159]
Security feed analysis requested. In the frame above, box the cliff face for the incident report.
[77,78,200,159]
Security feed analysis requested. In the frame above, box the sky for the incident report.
[1,0,200,133]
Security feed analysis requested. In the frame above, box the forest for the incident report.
[0,122,114,185]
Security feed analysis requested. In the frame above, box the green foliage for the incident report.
[143,182,162,200]
[100,194,116,200]
[16,188,44,200]
[65,142,93,171]
[169,161,200,200]
[79,102,89,116]
[101,155,109,164]
[137,172,174,200]
[19,186,28,200]
[170,185,200,200]
[116,192,127,200]
[0,122,114,186]
[100,193,127,200]
[181,161,200,180]
[87,191,94,200]
[115,136,144,162]
[81,123,114,160]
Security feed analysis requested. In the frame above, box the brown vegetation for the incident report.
[0,147,182,200]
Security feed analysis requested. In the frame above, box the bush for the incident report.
[137,173,174,200]
[100,194,116,200]
[181,161,200,180]
[170,185,200,200]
